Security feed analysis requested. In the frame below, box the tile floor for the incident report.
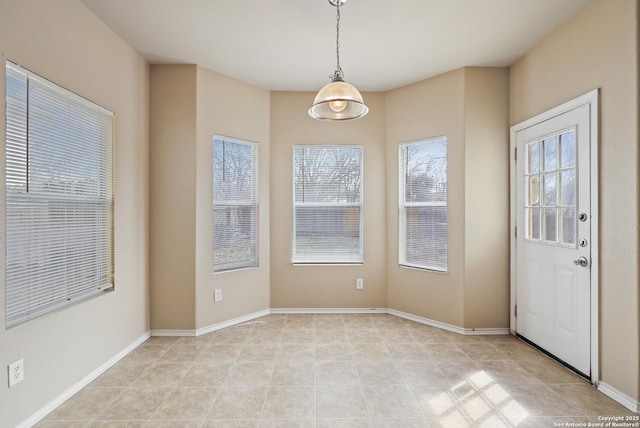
[37,314,635,427]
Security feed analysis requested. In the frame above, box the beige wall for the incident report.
[270,70,509,327]
[269,92,387,309]
[194,66,271,329]
[385,69,467,326]
[385,68,510,329]
[510,0,639,402]
[149,65,197,330]
[0,1,150,426]
[463,67,510,328]
[149,65,271,331]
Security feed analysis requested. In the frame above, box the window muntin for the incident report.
[399,137,448,271]
[292,145,363,264]
[524,129,576,246]
[213,135,258,272]
[5,61,114,327]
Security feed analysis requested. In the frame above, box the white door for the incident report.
[514,103,592,376]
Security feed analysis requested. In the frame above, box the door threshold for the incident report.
[516,333,590,381]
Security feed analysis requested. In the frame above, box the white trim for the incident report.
[151,309,271,337]
[510,89,600,384]
[270,307,387,315]
[150,329,197,337]
[598,382,640,414]
[509,126,517,336]
[511,90,598,131]
[196,309,270,336]
[388,309,510,336]
[462,328,511,336]
[17,331,151,428]
[271,308,509,335]
[588,90,600,386]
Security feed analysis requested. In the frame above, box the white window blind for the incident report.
[399,137,448,271]
[293,145,363,263]
[213,135,258,272]
[5,62,114,327]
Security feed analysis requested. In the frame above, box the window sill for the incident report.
[399,264,448,274]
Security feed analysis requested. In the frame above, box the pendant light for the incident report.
[308,0,369,121]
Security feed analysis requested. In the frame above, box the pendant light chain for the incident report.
[308,0,369,121]
[333,2,344,81]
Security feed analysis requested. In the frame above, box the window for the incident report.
[399,137,448,271]
[524,129,576,246]
[213,135,258,272]
[293,145,363,263]
[5,62,114,327]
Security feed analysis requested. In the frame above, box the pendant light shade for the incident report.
[308,77,369,121]
[309,0,368,122]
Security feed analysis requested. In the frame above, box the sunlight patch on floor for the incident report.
[422,370,530,426]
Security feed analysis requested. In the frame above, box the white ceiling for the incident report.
[82,0,594,92]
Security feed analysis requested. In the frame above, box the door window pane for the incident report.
[543,137,557,171]
[543,173,557,207]
[544,208,557,242]
[527,141,540,174]
[560,130,576,168]
[528,176,540,206]
[527,207,540,240]
[561,208,576,245]
[525,140,542,241]
[560,170,576,206]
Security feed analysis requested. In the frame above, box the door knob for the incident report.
[573,256,589,267]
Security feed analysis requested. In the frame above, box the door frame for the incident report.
[510,89,599,384]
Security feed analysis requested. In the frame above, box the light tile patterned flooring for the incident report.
[38,314,635,427]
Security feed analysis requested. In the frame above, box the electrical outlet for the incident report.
[214,289,223,302]
[356,278,364,290]
[8,358,24,387]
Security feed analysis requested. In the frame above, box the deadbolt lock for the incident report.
[578,213,588,222]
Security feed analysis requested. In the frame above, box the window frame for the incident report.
[292,144,364,264]
[4,61,115,327]
[212,135,259,273]
[398,136,448,272]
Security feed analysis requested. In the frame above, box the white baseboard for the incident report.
[17,331,151,428]
[270,307,387,315]
[598,382,640,414]
[196,309,270,336]
[151,309,271,337]
[149,328,197,337]
[462,327,511,335]
[387,308,510,336]
[157,307,502,337]
[271,307,510,336]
